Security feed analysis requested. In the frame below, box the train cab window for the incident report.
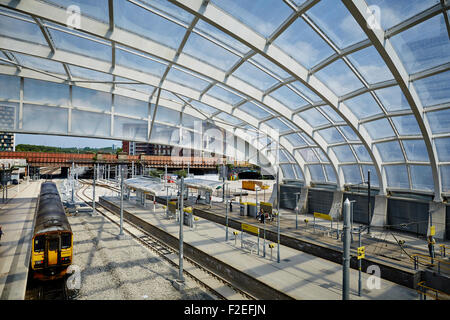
[49,238,59,251]
[34,236,45,252]
[61,233,71,249]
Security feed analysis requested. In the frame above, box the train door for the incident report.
[47,236,59,266]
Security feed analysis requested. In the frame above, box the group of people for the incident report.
[256,210,274,223]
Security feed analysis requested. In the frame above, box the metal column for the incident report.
[179,176,184,282]
[119,165,124,236]
[343,198,351,300]
[92,163,96,215]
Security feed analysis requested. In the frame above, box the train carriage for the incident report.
[31,182,73,280]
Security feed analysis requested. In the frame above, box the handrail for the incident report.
[411,253,450,273]
[416,281,450,300]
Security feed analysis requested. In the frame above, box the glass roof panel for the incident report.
[273,17,334,69]
[297,108,330,127]
[43,0,109,22]
[269,85,307,110]
[344,92,383,119]
[290,81,322,103]
[319,106,344,123]
[115,76,155,96]
[0,14,48,46]
[347,46,394,84]
[426,109,450,134]
[306,0,367,48]
[293,164,304,180]
[413,70,450,107]
[14,53,66,75]
[324,165,337,183]
[410,165,434,191]
[315,59,364,96]
[0,74,19,100]
[266,118,292,133]
[166,66,210,92]
[332,145,356,162]
[206,85,243,105]
[353,144,372,162]
[441,166,450,192]
[232,61,278,91]
[315,148,329,162]
[72,86,111,112]
[114,0,186,49]
[281,164,296,179]
[391,115,421,136]
[339,126,360,141]
[362,165,379,187]
[300,132,316,145]
[390,14,450,74]
[365,0,440,30]
[375,141,404,162]
[402,140,429,162]
[139,0,195,25]
[115,95,148,118]
[23,78,69,105]
[384,165,410,189]
[181,113,199,130]
[183,32,241,71]
[115,47,167,77]
[48,28,111,61]
[375,86,411,112]
[296,148,319,163]
[195,19,250,55]
[435,137,450,162]
[155,105,180,125]
[189,100,218,116]
[215,112,242,126]
[285,133,307,147]
[211,0,293,38]
[317,127,345,144]
[308,164,326,181]
[250,55,291,79]
[238,101,271,119]
[68,65,113,82]
[341,165,362,184]
[363,118,395,140]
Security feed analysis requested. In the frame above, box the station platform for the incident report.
[100,196,419,300]
[0,181,41,300]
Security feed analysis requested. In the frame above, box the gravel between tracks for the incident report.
[67,211,215,300]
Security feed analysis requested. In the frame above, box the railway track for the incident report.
[25,276,69,300]
[76,179,255,300]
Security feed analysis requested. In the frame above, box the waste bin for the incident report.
[240,202,247,216]
[247,202,257,217]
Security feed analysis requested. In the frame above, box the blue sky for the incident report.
[15,133,122,149]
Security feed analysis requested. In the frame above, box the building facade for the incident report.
[0,132,14,151]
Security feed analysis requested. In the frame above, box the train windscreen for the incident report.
[34,235,45,252]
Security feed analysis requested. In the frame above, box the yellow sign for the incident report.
[430,225,435,236]
[314,212,332,221]
[357,246,365,259]
[242,223,259,235]
[168,201,177,213]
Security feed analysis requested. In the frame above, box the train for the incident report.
[30,182,73,280]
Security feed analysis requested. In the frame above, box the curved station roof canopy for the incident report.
[0,0,448,200]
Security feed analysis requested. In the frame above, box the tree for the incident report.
[174,169,187,179]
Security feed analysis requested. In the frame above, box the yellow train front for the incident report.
[31,182,73,281]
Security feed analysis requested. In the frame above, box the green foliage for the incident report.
[15,144,118,154]
[148,169,164,178]
[174,169,187,178]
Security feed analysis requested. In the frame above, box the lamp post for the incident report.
[179,176,184,283]
[342,198,351,300]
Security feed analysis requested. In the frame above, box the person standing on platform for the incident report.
[0,226,3,245]
[427,235,436,263]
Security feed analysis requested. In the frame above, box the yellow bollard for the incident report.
[233,231,239,246]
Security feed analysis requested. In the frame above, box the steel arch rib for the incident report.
[342,0,442,200]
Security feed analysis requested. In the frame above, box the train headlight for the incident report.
[34,260,44,267]
[61,257,71,263]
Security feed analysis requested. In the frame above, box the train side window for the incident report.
[34,236,45,252]
[61,233,71,249]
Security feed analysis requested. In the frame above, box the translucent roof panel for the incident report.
[296,148,319,163]
[375,86,411,112]
[273,17,334,69]
[353,144,372,162]
[140,0,195,25]
[375,141,404,162]
[265,118,292,133]
[435,138,450,162]
[306,0,367,49]
[183,32,241,71]
[441,166,450,192]
[23,78,69,105]
[68,65,113,82]
[324,165,337,183]
[365,0,440,30]
[402,140,429,162]
[281,164,296,179]
[189,100,218,116]
[413,70,450,107]
[347,46,394,84]
[390,115,421,136]
[115,47,167,77]
[410,165,434,191]
[232,61,278,91]
[215,112,242,126]
[317,127,345,144]
[362,165,379,187]
[339,126,360,142]
[384,165,410,189]
[114,95,148,119]
[14,53,66,75]
[426,109,450,135]
[114,0,186,49]
[341,165,362,184]
[293,165,304,181]
[363,118,395,140]
[290,81,323,103]
[344,93,383,119]
[211,0,293,38]
[154,106,180,125]
[284,133,307,147]
[269,85,308,110]
[0,74,20,100]
[43,0,109,23]
[308,164,326,181]
[72,86,111,112]
[390,14,450,74]
[314,59,364,96]
[331,145,356,162]
[206,85,244,105]
[297,108,330,127]
[0,13,48,47]
[166,67,210,92]
[251,55,291,79]
[238,102,272,119]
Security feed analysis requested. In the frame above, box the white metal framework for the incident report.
[0,0,448,199]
